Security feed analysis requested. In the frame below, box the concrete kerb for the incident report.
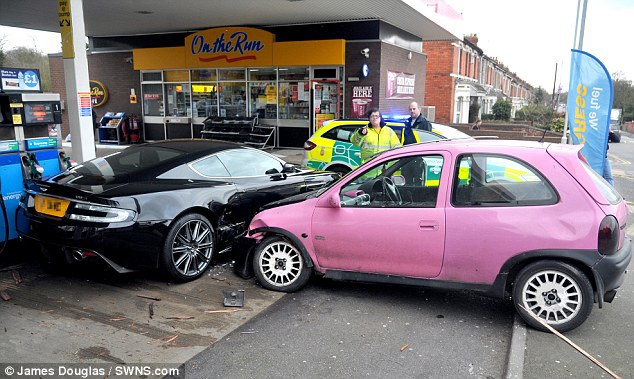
[504,314,528,379]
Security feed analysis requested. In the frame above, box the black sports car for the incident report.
[16,139,338,281]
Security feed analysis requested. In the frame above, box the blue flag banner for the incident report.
[566,49,613,175]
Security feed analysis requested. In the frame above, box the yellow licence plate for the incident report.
[34,195,70,217]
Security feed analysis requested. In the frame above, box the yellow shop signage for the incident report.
[185,27,274,68]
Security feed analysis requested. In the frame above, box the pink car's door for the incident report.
[311,153,448,278]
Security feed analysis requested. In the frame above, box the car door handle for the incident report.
[419,221,439,231]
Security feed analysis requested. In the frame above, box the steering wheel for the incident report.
[381,177,402,204]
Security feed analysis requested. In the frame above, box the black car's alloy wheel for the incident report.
[513,260,593,332]
[253,236,311,292]
[162,213,215,282]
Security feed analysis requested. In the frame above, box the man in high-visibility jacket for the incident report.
[350,108,401,163]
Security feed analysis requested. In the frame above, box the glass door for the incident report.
[164,83,191,117]
[218,69,246,118]
[192,83,218,118]
[249,81,276,122]
[219,83,246,117]
[313,80,339,133]
[248,68,278,124]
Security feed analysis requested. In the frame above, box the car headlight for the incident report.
[68,203,136,223]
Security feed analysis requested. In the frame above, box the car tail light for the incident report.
[304,140,317,151]
[68,203,136,223]
[598,215,619,255]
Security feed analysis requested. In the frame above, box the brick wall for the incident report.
[49,52,142,138]
[344,41,382,118]
[344,41,426,119]
[423,41,456,124]
[48,54,67,131]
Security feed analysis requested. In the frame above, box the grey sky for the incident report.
[448,0,634,91]
[2,0,632,94]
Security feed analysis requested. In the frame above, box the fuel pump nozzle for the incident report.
[59,151,77,170]
[21,154,44,180]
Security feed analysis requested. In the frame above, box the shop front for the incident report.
[134,27,345,148]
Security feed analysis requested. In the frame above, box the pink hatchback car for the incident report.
[237,139,631,332]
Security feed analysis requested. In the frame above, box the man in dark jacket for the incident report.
[402,101,432,145]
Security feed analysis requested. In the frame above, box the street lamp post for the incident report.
[562,0,589,144]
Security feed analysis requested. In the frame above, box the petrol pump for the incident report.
[0,90,67,245]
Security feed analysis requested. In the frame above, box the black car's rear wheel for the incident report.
[513,260,593,332]
[161,213,215,282]
[253,236,311,292]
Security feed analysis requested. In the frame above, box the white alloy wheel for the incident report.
[513,261,593,332]
[253,236,311,292]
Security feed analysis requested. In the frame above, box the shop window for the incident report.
[219,83,246,117]
[142,72,162,82]
[164,70,189,82]
[248,68,277,81]
[278,67,309,81]
[192,69,217,82]
[278,81,309,120]
[165,83,191,117]
[142,84,164,117]
[219,69,246,81]
[313,68,338,80]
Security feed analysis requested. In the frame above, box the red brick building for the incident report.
[424,34,533,124]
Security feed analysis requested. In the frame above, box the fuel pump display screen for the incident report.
[24,102,55,124]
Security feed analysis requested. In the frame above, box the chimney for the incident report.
[465,34,479,46]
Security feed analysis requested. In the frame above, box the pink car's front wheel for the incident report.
[253,236,312,292]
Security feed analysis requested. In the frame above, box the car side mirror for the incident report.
[328,193,341,208]
[266,168,287,181]
[282,163,296,174]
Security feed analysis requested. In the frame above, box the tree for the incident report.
[612,71,634,122]
[2,46,51,92]
[492,99,512,121]
[532,87,550,106]
[519,104,554,127]
[549,117,565,133]
[0,35,6,68]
